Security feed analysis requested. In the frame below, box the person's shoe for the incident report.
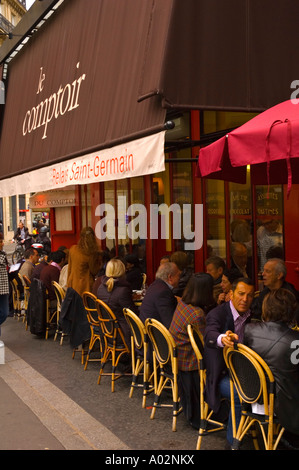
[224,440,232,450]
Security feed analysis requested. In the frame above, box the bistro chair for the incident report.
[123,308,154,407]
[82,291,102,370]
[96,299,131,392]
[18,273,30,327]
[45,287,58,340]
[187,324,226,449]
[145,318,182,432]
[223,343,285,450]
[52,281,67,344]
[11,279,22,319]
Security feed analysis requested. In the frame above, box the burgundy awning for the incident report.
[2,0,299,187]
[139,0,299,113]
[0,0,171,182]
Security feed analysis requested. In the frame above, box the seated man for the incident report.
[19,247,39,280]
[139,261,181,329]
[170,251,193,297]
[205,255,226,303]
[31,254,49,280]
[203,277,255,448]
[251,257,299,321]
[40,250,66,309]
[124,253,143,291]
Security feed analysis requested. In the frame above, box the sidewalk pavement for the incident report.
[0,345,129,451]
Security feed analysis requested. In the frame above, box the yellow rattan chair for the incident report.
[223,343,285,450]
[96,298,131,392]
[82,291,103,370]
[11,278,21,319]
[145,318,183,432]
[52,281,66,344]
[45,287,58,340]
[187,324,226,449]
[18,273,30,328]
[123,308,154,407]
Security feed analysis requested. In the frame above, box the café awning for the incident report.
[1,0,299,196]
[0,0,172,195]
[139,0,299,113]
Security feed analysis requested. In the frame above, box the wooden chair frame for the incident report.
[11,279,21,319]
[18,273,31,328]
[52,281,67,344]
[223,343,285,450]
[96,298,131,392]
[123,308,154,407]
[187,324,226,449]
[145,318,182,432]
[45,287,58,340]
[82,291,103,370]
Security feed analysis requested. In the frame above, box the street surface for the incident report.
[0,241,257,454]
[0,315,234,453]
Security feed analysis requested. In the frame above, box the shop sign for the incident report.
[0,131,165,197]
[29,189,78,209]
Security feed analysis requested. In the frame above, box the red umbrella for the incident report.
[196,100,299,197]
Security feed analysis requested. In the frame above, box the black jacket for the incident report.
[60,287,90,348]
[139,278,177,329]
[244,321,299,435]
[251,281,299,321]
[27,278,47,336]
[97,276,138,346]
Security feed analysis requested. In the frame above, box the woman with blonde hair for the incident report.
[97,258,138,346]
[67,227,102,297]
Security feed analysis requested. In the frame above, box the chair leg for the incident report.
[97,348,109,385]
[129,357,142,398]
[84,334,96,370]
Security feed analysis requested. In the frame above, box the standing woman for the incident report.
[169,272,215,429]
[0,233,9,330]
[67,227,102,297]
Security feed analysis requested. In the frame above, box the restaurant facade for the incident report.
[1,0,299,288]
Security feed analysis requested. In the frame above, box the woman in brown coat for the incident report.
[67,227,102,296]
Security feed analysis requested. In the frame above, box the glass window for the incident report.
[205,180,226,259]
[103,180,116,252]
[153,165,172,252]
[202,111,258,135]
[80,185,92,227]
[229,169,253,278]
[116,179,129,258]
[129,177,146,271]
[256,185,284,272]
[171,152,194,269]
[55,207,73,231]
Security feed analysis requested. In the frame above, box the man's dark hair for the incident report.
[231,277,254,291]
[24,247,38,259]
[205,256,226,271]
[50,250,66,264]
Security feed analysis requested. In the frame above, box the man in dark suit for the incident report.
[203,277,255,447]
[139,262,181,329]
